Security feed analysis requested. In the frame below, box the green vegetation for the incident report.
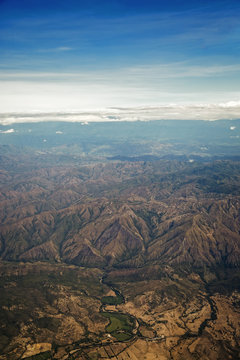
[101,294,124,305]
[101,312,134,341]
[111,331,132,341]
[102,312,133,332]
[24,351,52,359]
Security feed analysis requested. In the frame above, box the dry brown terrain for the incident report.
[1,160,240,268]
[0,153,240,359]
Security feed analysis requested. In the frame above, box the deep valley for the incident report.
[0,120,240,359]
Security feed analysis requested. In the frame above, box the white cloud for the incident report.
[1,62,240,82]
[56,47,72,51]
[36,47,73,53]
[0,63,240,114]
[0,128,15,133]
[0,101,239,125]
[126,63,240,79]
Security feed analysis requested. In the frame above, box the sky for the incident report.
[0,0,240,117]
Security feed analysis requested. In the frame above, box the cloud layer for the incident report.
[0,62,240,113]
[0,101,239,125]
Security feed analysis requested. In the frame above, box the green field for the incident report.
[111,331,132,341]
[101,294,124,305]
[101,312,134,341]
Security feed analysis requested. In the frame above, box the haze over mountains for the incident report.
[1,101,240,124]
[1,0,240,357]
[0,120,240,359]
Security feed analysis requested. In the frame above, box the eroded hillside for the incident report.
[0,138,240,359]
[1,159,240,268]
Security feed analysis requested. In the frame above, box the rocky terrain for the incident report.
[1,158,240,268]
[0,120,240,359]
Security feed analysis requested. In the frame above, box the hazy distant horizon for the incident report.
[0,101,240,125]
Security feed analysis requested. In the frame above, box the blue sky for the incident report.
[0,0,240,113]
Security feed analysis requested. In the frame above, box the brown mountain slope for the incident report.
[1,193,240,267]
[1,159,240,268]
[1,155,240,359]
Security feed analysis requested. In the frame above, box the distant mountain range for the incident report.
[0,121,240,360]
[1,148,240,269]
